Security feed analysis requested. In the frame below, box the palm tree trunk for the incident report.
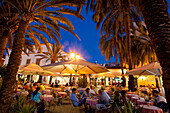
[0,19,29,113]
[123,0,134,91]
[140,0,170,109]
[0,30,11,66]
[49,60,55,84]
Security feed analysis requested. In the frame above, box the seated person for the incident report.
[31,87,42,103]
[31,87,44,113]
[55,83,59,88]
[90,86,96,96]
[65,83,69,87]
[24,83,28,90]
[95,89,110,111]
[82,88,90,98]
[70,88,86,107]
[51,83,55,87]
[39,83,45,90]
[119,90,128,106]
[114,91,120,105]
[153,90,167,112]
[33,83,37,90]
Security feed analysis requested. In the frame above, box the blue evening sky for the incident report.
[59,2,170,64]
[59,7,116,64]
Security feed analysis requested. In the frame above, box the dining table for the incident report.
[58,92,67,98]
[45,86,52,90]
[16,91,29,96]
[127,94,138,99]
[131,97,145,104]
[53,88,62,92]
[127,92,137,95]
[40,95,53,102]
[139,105,163,113]
[85,98,99,109]
[42,89,51,95]
[78,88,86,93]
[137,100,154,106]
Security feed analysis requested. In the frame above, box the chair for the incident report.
[95,104,112,113]
[70,99,84,113]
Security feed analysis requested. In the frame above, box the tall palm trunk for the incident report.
[140,0,170,109]
[0,19,29,113]
[123,0,134,91]
[0,30,11,66]
[49,60,55,84]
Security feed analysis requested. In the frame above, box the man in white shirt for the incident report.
[95,89,110,111]
[153,90,167,112]
[89,86,96,95]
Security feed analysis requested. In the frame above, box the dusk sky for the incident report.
[59,3,170,64]
[59,7,116,64]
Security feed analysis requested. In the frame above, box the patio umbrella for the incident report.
[41,59,108,87]
[126,62,164,96]
[126,62,162,75]
[18,63,43,73]
[18,63,58,76]
[41,59,108,74]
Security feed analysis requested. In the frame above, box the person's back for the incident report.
[70,92,79,106]
[156,95,167,112]
[90,89,96,95]
[156,95,167,103]
[99,91,110,104]
[40,83,45,90]
[82,88,90,98]
[153,90,167,112]
[82,91,89,98]
[31,87,42,103]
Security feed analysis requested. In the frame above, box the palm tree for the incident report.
[138,0,170,108]
[0,1,18,66]
[86,0,170,106]
[87,0,143,91]
[99,31,126,74]
[0,0,83,112]
[36,43,67,84]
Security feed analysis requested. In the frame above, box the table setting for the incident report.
[137,99,154,106]
[45,86,52,90]
[127,94,138,99]
[58,92,67,98]
[16,91,29,97]
[127,92,137,95]
[139,105,163,113]
[131,97,145,104]
[40,94,53,102]
[42,89,51,95]
[85,96,99,109]
[53,88,62,92]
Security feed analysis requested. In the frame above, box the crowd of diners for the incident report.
[13,80,168,113]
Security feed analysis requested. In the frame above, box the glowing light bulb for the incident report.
[70,51,75,58]
[76,53,80,59]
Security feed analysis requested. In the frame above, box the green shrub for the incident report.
[77,77,88,88]
[116,101,143,113]
[11,94,36,113]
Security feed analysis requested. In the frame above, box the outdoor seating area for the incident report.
[12,78,168,113]
[0,0,169,113]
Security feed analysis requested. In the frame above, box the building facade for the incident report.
[3,44,70,84]
[4,44,70,66]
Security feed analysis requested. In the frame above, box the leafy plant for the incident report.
[77,77,88,88]
[0,65,7,78]
[115,101,143,113]
[0,65,6,89]
[11,94,36,113]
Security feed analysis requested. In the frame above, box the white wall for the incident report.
[4,44,70,66]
